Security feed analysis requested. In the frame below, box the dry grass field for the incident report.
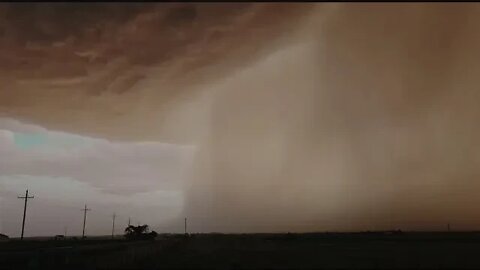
[2,232,480,269]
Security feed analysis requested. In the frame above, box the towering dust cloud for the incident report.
[2,3,480,232]
[185,3,480,232]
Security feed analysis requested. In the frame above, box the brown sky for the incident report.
[2,3,480,234]
[0,3,311,142]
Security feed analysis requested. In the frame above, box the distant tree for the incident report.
[149,230,158,238]
[124,224,157,240]
[0,233,9,242]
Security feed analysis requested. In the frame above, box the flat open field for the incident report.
[2,232,480,269]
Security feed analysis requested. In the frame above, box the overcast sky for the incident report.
[2,3,480,237]
[0,117,194,236]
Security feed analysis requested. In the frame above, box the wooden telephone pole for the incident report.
[81,204,91,238]
[111,213,116,239]
[17,189,34,240]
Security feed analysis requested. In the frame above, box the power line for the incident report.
[81,204,91,239]
[17,189,34,240]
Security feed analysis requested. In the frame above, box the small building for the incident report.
[54,235,65,240]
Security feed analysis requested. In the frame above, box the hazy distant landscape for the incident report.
[2,232,480,269]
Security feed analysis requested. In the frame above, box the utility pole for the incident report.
[64,226,68,237]
[17,189,34,240]
[128,217,131,227]
[111,213,116,239]
[184,217,187,235]
[81,204,91,239]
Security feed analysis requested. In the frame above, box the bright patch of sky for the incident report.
[13,133,47,149]
[0,118,195,237]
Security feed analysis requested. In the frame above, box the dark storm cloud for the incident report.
[0,3,311,141]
